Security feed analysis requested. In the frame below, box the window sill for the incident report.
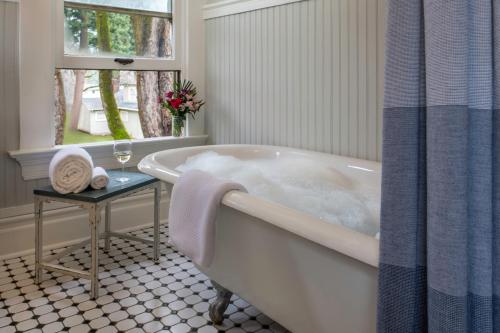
[9,135,208,181]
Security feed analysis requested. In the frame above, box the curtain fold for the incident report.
[378,0,500,331]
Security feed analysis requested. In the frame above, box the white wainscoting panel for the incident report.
[205,0,386,161]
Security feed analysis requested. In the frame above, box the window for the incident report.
[54,0,182,145]
[55,69,178,145]
[18,0,205,155]
[95,111,106,122]
[63,0,173,59]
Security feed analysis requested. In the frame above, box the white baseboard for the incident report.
[0,191,170,260]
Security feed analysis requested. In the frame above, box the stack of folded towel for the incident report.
[49,147,110,194]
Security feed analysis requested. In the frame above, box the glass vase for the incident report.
[172,116,185,137]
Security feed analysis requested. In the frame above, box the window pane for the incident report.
[64,3,173,58]
[54,69,177,145]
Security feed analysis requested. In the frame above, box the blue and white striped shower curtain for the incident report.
[378,1,500,332]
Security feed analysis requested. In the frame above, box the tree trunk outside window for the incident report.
[70,10,89,130]
[158,18,173,136]
[70,70,86,130]
[96,11,131,140]
[54,69,67,145]
[132,16,164,138]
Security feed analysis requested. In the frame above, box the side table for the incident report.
[33,170,162,299]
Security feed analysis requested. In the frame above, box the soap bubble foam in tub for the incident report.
[176,151,380,237]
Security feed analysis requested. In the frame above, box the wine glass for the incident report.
[113,140,132,183]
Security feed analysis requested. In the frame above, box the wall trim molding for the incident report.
[9,135,208,180]
[203,0,305,19]
[0,190,170,260]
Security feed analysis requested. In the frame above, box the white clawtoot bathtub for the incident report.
[139,145,380,333]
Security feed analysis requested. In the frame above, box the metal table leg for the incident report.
[32,181,161,298]
[89,204,101,299]
[153,183,161,262]
[34,197,44,284]
[104,203,111,252]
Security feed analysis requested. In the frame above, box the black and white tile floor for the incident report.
[0,225,289,333]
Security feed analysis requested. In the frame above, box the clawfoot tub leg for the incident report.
[209,281,233,325]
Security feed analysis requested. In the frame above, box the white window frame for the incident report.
[19,0,185,150]
[14,0,207,180]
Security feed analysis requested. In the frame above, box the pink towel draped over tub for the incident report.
[168,169,247,267]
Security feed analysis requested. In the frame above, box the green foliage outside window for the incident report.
[64,8,136,56]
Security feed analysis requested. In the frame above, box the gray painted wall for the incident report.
[205,0,386,161]
[0,2,48,209]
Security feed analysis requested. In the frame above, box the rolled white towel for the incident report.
[49,147,93,194]
[91,167,109,190]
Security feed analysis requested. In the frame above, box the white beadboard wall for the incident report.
[205,0,386,161]
[0,2,48,210]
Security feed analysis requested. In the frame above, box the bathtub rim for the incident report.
[138,144,380,268]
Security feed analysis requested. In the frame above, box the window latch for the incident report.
[114,58,134,65]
